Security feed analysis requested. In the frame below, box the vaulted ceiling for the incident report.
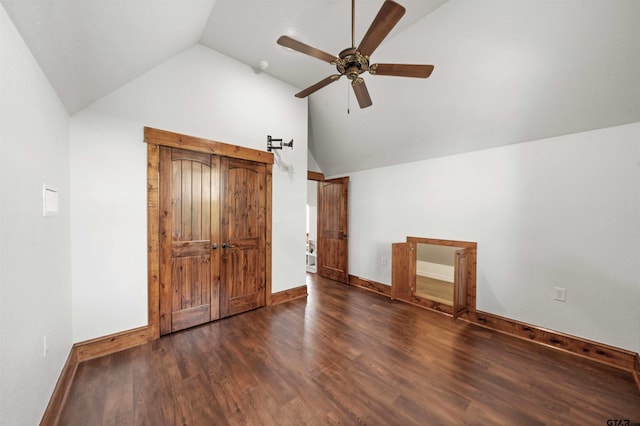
[3,0,639,176]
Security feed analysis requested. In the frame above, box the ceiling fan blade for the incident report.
[370,63,434,78]
[352,78,373,108]
[357,0,405,58]
[277,36,337,64]
[295,75,342,98]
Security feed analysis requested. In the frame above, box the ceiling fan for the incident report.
[277,0,434,109]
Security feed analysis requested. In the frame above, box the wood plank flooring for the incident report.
[60,274,640,425]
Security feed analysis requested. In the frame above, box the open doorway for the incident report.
[306,171,323,274]
[306,179,318,273]
[307,171,349,284]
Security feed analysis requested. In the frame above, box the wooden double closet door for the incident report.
[159,146,268,335]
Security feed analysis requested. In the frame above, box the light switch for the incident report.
[43,185,59,216]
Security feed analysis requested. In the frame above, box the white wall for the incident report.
[416,262,454,283]
[347,123,640,353]
[417,244,457,266]
[307,148,322,173]
[307,181,318,242]
[70,44,308,342]
[0,5,72,425]
[306,149,321,242]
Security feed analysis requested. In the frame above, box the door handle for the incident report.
[212,243,218,249]
[222,243,235,249]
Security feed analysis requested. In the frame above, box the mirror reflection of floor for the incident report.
[415,275,453,306]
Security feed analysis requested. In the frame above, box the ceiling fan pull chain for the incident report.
[347,80,351,114]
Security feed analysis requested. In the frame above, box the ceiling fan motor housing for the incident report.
[335,47,370,80]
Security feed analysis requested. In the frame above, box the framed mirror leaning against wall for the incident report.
[415,244,458,305]
[392,237,477,319]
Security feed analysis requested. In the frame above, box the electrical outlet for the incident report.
[553,287,567,302]
[43,334,49,357]
[381,256,387,266]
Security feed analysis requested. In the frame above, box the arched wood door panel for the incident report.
[219,157,267,318]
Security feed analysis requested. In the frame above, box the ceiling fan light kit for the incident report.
[277,0,434,109]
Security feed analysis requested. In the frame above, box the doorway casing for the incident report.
[145,127,274,340]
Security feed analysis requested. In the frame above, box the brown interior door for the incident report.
[219,157,267,317]
[391,242,416,300]
[453,248,470,319]
[159,147,219,335]
[317,177,349,283]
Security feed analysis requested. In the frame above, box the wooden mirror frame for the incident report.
[392,237,477,317]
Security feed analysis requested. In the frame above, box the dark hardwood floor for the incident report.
[60,274,640,425]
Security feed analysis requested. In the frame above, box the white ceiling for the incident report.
[3,0,639,176]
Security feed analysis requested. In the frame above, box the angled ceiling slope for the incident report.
[204,0,640,176]
[316,0,640,176]
[3,0,639,177]
[1,0,217,115]
[307,0,640,175]
[200,0,447,96]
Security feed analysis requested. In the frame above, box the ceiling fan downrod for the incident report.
[352,0,355,48]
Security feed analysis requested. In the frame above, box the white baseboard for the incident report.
[416,261,454,282]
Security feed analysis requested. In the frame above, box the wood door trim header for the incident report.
[144,127,274,165]
[407,236,477,249]
[307,171,325,181]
